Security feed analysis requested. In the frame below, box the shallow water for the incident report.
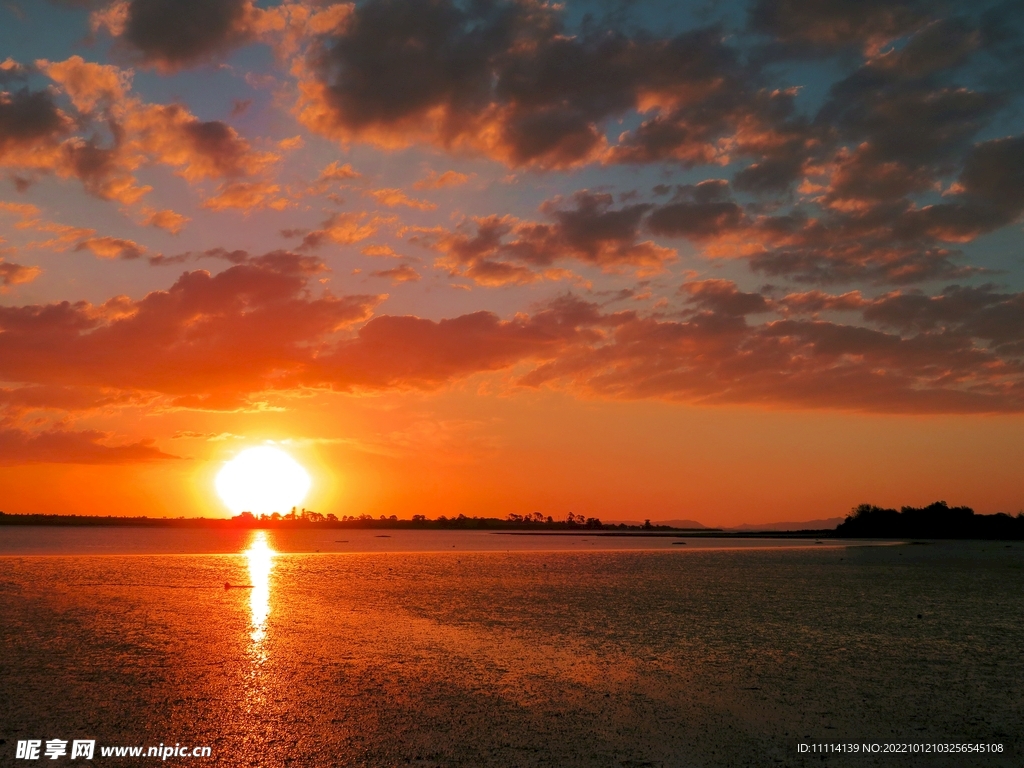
[0,531,1020,767]
[0,526,851,555]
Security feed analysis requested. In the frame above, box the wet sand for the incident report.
[0,540,1020,766]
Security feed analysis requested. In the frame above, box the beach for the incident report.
[0,532,1020,767]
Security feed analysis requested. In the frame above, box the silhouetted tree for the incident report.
[835,501,1024,539]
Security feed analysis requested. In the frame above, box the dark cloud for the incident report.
[817,67,1002,169]
[890,134,1024,243]
[861,284,1024,346]
[422,191,674,285]
[640,131,1024,285]
[121,0,252,71]
[748,0,929,54]
[680,279,770,317]
[301,0,787,170]
[646,180,743,240]
[0,88,69,157]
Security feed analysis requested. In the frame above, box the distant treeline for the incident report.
[835,501,1024,540]
[0,510,708,532]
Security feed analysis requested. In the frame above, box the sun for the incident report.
[215,446,312,515]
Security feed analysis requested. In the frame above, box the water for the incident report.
[0,529,1020,766]
[0,526,853,555]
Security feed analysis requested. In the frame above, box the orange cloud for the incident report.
[3,257,1024,414]
[370,264,420,283]
[367,188,437,210]
[413,170,469,190]
[361,244,402,258]
[74,236,146,260]
[2,57,282,211]
[297,212,385,249]
[125,103,278,182]
[318,160,360,181]
[0,256,42,286]
[0,252,382,407]
[202,181,290,212]
[37,56,131,114]
[141,207,189,234]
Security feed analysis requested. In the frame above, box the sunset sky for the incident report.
[2,0,1024,525]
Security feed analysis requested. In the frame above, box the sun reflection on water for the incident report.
[244,531,275,644]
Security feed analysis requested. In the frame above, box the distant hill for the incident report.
[729,517,845,532]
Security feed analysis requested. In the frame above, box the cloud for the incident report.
[202,180,290,212]
[0,250,382,408]
[317,160,360,181]
[296,0,780,170]
[0,384,146,414]
[0,57,30,85]
[366,187,437,210]
[307,301,591,390]
[0,87,71,164]
[298,285,1024,413]
[90,0,356,72]
[94,0,254,72]
[125,102,278,182]
[641,139,1024,285]
[646,180,744,240]
[361,244,402,258]
[4,247,1024,414]
[297,212,384,250]
[0,256,41,286]
[1,57,280,209]
[74,236,146,260]
[818,66,1001,172]
[413,169,469,190]
[513,289,1024,414]
[421,191,675,285]
[0,426,177,465]
[748,0,929,55]
[37,55,131,113]
[141,207,189,234]
[370,264,420,283]
[680,279,770,316]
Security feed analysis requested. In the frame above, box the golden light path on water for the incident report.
[244,532,275,644]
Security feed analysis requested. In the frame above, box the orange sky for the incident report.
[2,0,1024,526]
[3,388,1022,526]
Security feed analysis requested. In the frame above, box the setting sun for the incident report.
[215,447,311,516]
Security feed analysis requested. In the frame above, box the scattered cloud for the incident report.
[370,264,420,283]
[367,187,436,210]
[413,169,469,190]
[0,426,177,465]
[0,256,41,286]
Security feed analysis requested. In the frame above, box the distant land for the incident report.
[0,510,714,533]
[835,502,1023,540]
[604,518,707,529]
[728,517,846,532]
[1,502,1021,539]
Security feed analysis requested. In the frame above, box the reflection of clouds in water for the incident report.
[245,532,275,644]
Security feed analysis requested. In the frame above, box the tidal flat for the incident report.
[0,533,1020,767]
